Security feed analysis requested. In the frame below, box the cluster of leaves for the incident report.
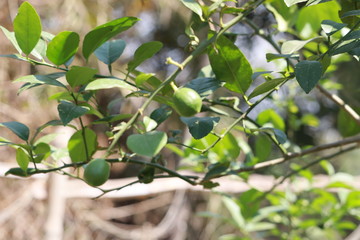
[1,0,360,237]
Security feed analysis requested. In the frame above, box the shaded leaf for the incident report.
[181,116,220,139]
[295,60,323,93]
[266,53,299,62]
[321,20,347,36]
[13,1,42,55]
[1,121,30,141]
[185,77,223,97]
[57,101,90,126]
[150,105,173,125]
[94,39,126,65]
[46,31,80,66]
[126,131,167,157]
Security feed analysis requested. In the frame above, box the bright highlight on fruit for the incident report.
[172,87,202,117]
[83,158,110,187]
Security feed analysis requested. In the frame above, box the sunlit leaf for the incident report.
[46,31,80,66]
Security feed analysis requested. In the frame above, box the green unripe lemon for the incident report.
[173,87,202,117]
[83,159,110,187]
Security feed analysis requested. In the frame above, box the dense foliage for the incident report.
[1,0,360,239]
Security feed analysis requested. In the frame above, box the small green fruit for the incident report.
[173,87,202,117]
[83,159,110,187]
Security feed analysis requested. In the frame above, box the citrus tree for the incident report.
[1,0,360,238]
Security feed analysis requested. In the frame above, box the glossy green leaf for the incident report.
[295,60,323,93]
[16,148,30,171]
[179,0,204,20]
[127,41,163,72]
[0,26,22,53]
[68,128,97,163]
[85,78,135,91]
[82,17,139,60]
[5,167,31,177]
[93,114,132,124]
[185,77,223,97]
[46,31,79,66]
[321,20,347,36]
[208,34,252,94]
[57,101,90,126]
[257,109,285,131]
[126,131,167,157]
[94,39,126,65]
[1,121,30,141]
[13,1,42,55]
[181,116,220,139]
[248,78,286,99]
[65,66,98,87]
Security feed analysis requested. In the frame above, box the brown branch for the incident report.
[235,134,360,173]
[316,85,360,126]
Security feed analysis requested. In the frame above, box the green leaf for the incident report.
[94,39,126,65]
[204,162,230,180]
[180,116,220,139]
[296,1,341,38]
[150,105,173,125]
[16,148,30,171]
[57,101,90,126]
[1,121,30,141]
[5,168,28,177]
[46,31,80,66]
[281,37,324,54]
[184,77,223,97]
[273,128,287,144]
[143,116,158,132]
[82,17,139,60]
[266,53,299,62]
[295,60,323,93]
[14,74,67,92]
[93,114,132,124]
[0,26,22,54]
[65,66,98,87]
[208,34,253,94]
[341,10,360,18]
[248,78,286,99]
[33,142,51,163]
[321,20,347,36]
[13,1,42,55]
[255,134,272,162]
[179,0,204,21]
[126,131,167,157]
[127,41,163,72]
[68,128,98,163]
[284,0,307,7]
[257,109,285,131]
[337,108,360,137]
[330,40,360,56]
[85,78,136,91]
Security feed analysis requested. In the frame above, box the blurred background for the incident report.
[1,0,360,239]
